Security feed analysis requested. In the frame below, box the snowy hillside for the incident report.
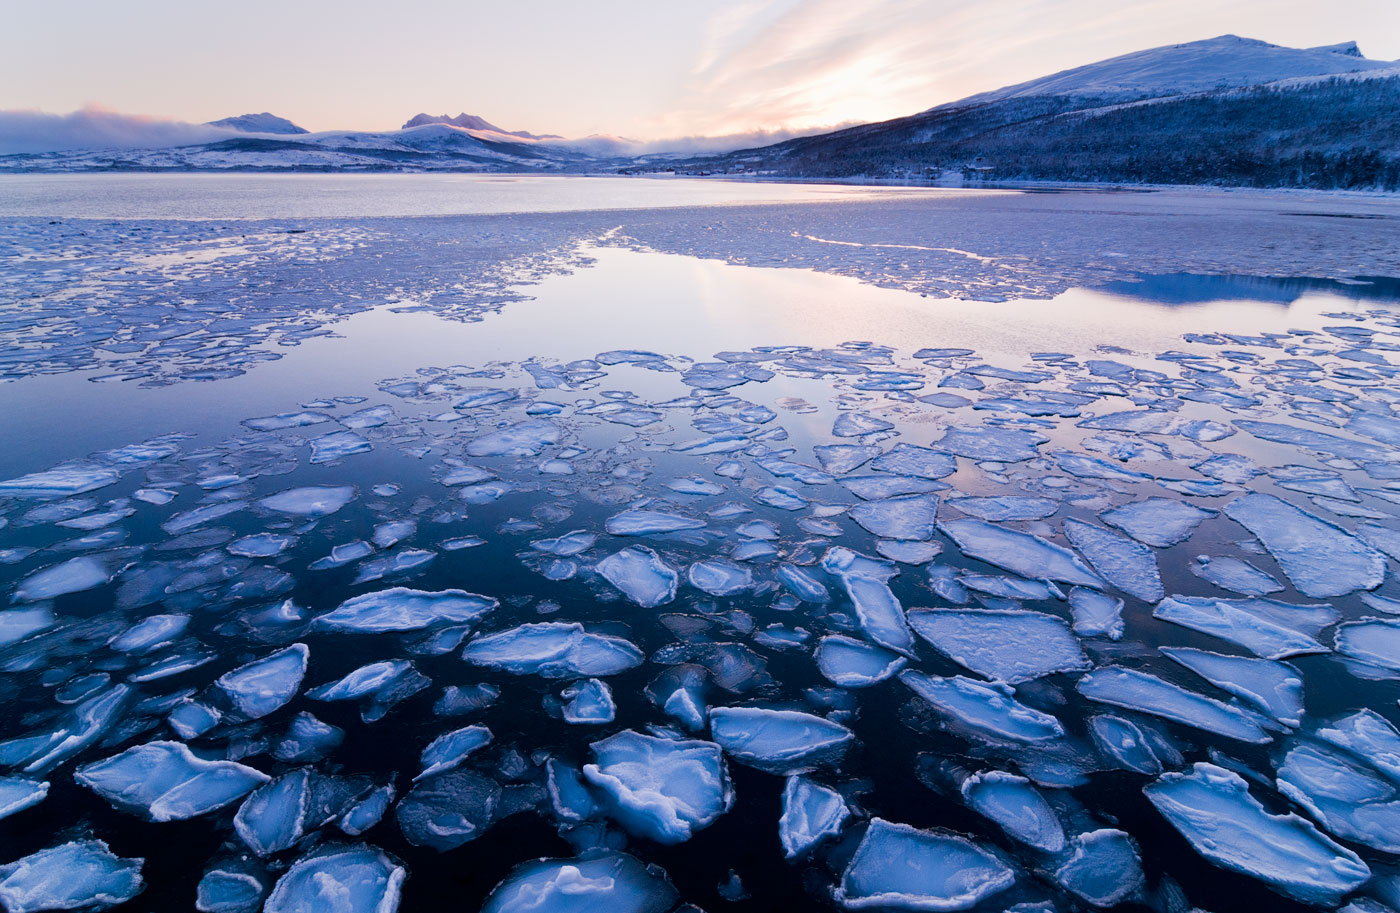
[204,112,308,134]
[950,35,1396,107]
[0,122,592,172]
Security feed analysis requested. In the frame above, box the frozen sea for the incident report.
[2,174,1400,913]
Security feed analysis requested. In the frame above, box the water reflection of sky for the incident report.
[2,245,1394,477]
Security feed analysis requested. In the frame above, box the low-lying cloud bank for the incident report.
[560,123,861,157]
[0,107,236,155]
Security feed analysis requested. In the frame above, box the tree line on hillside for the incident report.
[701,76,1400,191]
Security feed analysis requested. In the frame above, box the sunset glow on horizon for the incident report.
[2,0,1398,143]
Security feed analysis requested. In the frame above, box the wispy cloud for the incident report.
[0,106,230,155]
[643,0,1299,137]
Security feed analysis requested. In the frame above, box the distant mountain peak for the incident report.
[205,112,308,135]
[401,113,561,140]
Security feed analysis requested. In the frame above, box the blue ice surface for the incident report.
[582,730,733,844]
[821,547,915,656]
[848,493,940,541]
[465,419,561,457]
[709,706,854,774]
[1054,829,1144,907]
[938,519,1102,587]
[1223,492,1386,598]
[779,775,849,859]
[416,724,493,781]
[1334,617,1400,672]
[234,769,313,856]
[901,671,1064,743]
[313,588,496,633]
[1153,596,1327,659]
[0,777,48,821]
[256,485,357,517]
[1189,555,1283,596]
[1275,741,1400,853]
[1069,587,1125,639]
[1089,715,1164,775]
[76,740,269,821]
[1078,667,1272,743]
[814,635,907,688]
[560,679,616,724]
[946,496,1058,521]
[395,770,500,851]
[263,844,405,913]
[480,852,678,913]
[216,643,308,719]
[461,622,644,677]
[961,769,1064,852]
[605,509,705,536]
[1100,497,1215,547]
[1145,763,1369,906]
[1063,518,1164,603]
[0,839,144,913]
[597,547,679,607]
[0,466,121,499]
[686,559,754,596]
[1161,647,1303,726]
[834,817,1014,911]
[907,608,1088,683]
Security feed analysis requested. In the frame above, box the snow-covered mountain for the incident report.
[204,112,308,135]
[676,35,1400,189]
[401,112,561,140]
[1,121,593,172]
[945,35,1396,107]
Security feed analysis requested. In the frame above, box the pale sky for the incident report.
[2,0,1397,140]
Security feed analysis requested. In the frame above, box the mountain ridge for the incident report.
[401,113,561,140]
[204,112,308,135]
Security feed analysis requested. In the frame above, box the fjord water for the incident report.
[2,175,1400,913]
[0,173,944,219]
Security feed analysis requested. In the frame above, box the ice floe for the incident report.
[264,845,405,913]
[582,730,733,843]
[597,547,679,607]
[1077,667,1271,743]
[834,818,1014,911]
[313,588,496,633]
[480,853,677,913]
[462,623,644,677]
[779,775,849,859]
[0,840,144,913]
[709,706,854,773]
[216,644,308,719]
[907,608,1088,683]
[76,740,269,821]
[1145,763,1369,905]
[1223,493,1385,598]
[902,671,1064,743]
[814,635,907,688]
[961,770,1064,853]
[938,519,1101,588]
